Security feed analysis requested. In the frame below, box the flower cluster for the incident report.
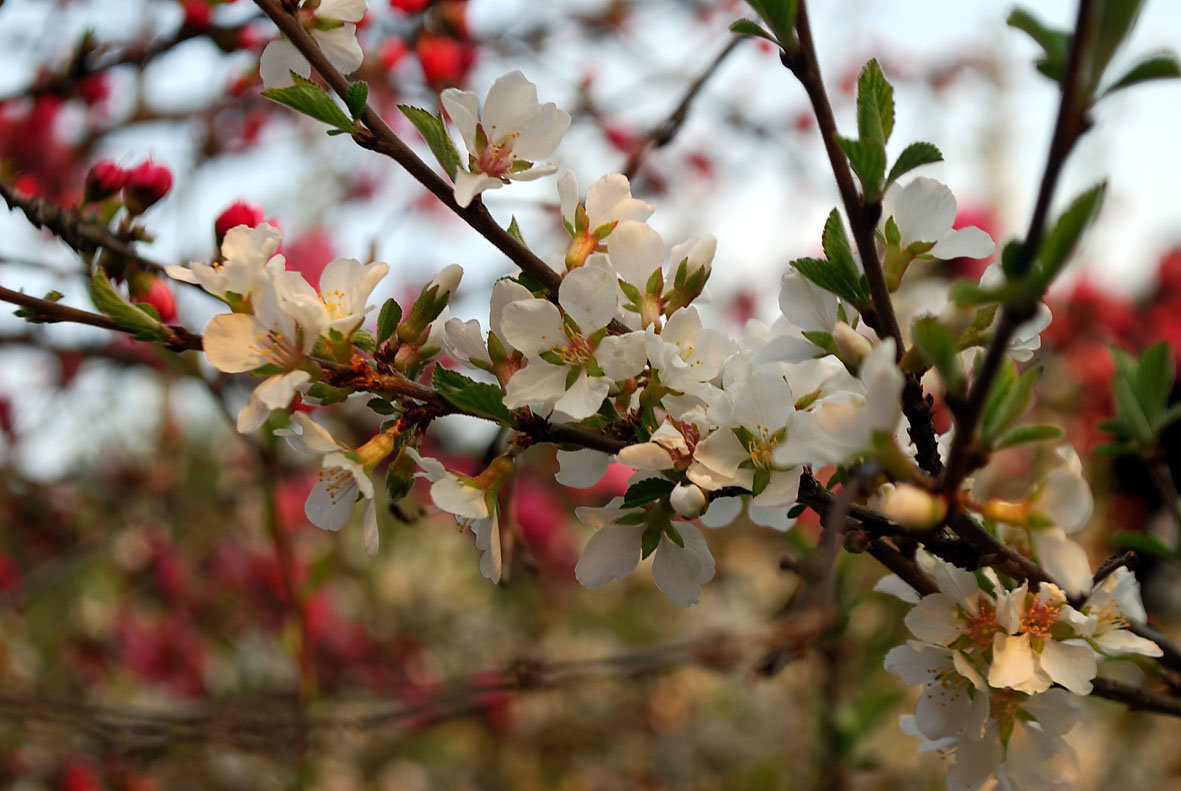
[881,556,1161,789]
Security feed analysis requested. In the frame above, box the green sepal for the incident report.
[640,525,662,559]
[89,267,167,340]
[367,397,397,416]
[994,423,1065,450]
[376,298,403,346]
[432,366,513,424]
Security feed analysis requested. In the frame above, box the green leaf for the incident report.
[376,298,402,346]
[1111,531,1173,559]
[304,382,351,406]
[729,18,779,44]
[1113,370,1154,444]
[432,366,513,424]
[1000,239,1024,280]
[89,268,166,340]
[506,216,526,246]
[1034,183,1106,289]
[1094,441,1138,456]
[663,522,685,549]
[1104,53,1181,96]
[995,423,1065,449]
[838,136,886,197]
[261,73,356,133]
[856,59,895,146]
[911,317,963,395]
[743,0,797,44]
[751,468,771,497]
[1088,0,1146,92]
[801,330,835,351]
[885,141,943,186]
[1135,341,1173,427]
[1007,8,1069,83]
[623,477,675,509]
[350,327,377,353]
[367,397,397,416]
[398,104,462,180]
[344,81,369,119]
[791,257,852,306]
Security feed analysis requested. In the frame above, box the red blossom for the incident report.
[123,160,173,214]
[215,199,266,242]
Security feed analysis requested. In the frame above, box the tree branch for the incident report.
[940,0,1097,500]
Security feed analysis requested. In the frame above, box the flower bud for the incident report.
[833,321,873,369]
[879,483,946,530]
[398,264,463,343]
[84,160,129,203]
[215,200,266,243]
[123,161,173,215]
[670,482,707,519]
[130,275,177,322]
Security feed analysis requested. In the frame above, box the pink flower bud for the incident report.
[182,0,212,30]
[123,161,173,215]
[84,159,129,203]
[214,200,265,243]
[131,275,178,322]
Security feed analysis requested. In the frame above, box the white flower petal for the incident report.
[560,265,618,332]
[651,525,715,608]
[575,523,645,588]
[555,449,611,488]
[259,40,309,89]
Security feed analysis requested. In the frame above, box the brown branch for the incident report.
[622,38,743,181]
[251,0,632,333]
[0,178,169,275]
[940,0,1098,500]
[1091,678,1181,718]
[780,1,942,476]
[0,284,203,352]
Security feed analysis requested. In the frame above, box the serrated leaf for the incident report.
[261,73,356,133]
[1111,531,1173,559]
[911,317,963,395]
[344,81,369,119]
[729,18,779,44]
[623,477,675,509]
[367,397,397,416]
[856,59,895,146]
[376,298,402,346]
[791,257,856,308]
[1035,183,1106,288]
[398,104,462,180]
[1007,9,1069,83]
[838,136,886,197]
[89,268,166,340]
[995,423,1065,449]
[433,366,512,424]
[1104,53,1181,96]
[886,141,943,186]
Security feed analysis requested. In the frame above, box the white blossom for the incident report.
[260,0,366,89]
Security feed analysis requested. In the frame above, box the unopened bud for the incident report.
[129,274,177,322]
[833,321,873,368]
[215,200,266,243]
[670,483,707,519]
[879,483,946,530]
[85,160,130,203]
[123,161,172,215]
[356,430,398,469]
[398,264,463,342]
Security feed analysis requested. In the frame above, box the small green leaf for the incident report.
[376,298,402,346]
[856,59,895,146]
[344,81,369,119]
[1136,341,1173,427]
[1007,9,1069,83]
[1104,53,1181,96]
[398,104,462,180]
[367,397,397,415]
[911,317,963,395]
[506,216,527,246]
[787,503,808,519]
[801,330,835,351]
[351,327,377,353]
[1111,531,1173,559]
[304,382,352,406]
[663,522,685,549]
[885,141,943,187]
[981,364,1041,447]
[261,73,356,133]
[432,366,513,424]
[729,18,779,44]
[614,511,647,526]
[838,136,886,197]
[623,477,675,509]
[1113,371,1154,444]
[995,423,1065,450]
[751,468,771,497]
[1034,183,1106,288]
[1088,0,1146,92]
[743,0,798,45]
[89,268,166,340]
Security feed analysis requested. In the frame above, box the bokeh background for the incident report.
[2,0,1181,788]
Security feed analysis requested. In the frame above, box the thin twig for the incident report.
[1091,678,1181,718]
[940,0,1098,500]
[622,38,742,181]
